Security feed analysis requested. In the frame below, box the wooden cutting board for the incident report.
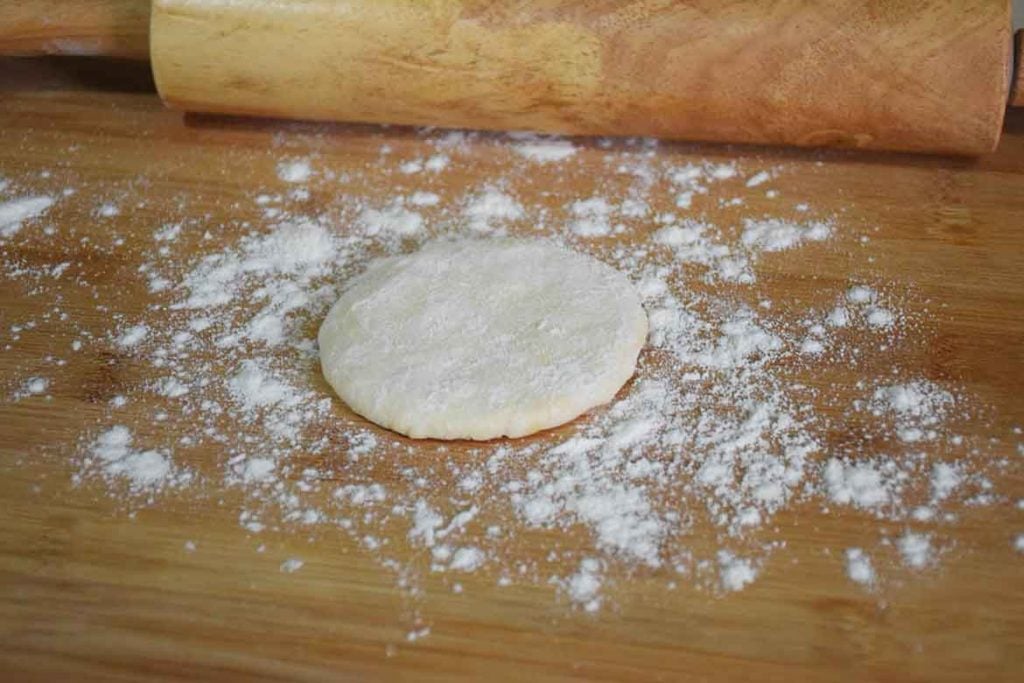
[0,58,1022,681]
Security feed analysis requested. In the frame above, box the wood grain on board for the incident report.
[0,58,1022,681]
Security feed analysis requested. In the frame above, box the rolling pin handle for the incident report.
[1012,30,1024,107]
[0,0,149,60]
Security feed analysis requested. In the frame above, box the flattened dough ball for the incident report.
[318,240,647,440]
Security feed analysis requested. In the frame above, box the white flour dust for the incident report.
[0,194,55,238]
[1,129,1021,643]
[508,132,578,163]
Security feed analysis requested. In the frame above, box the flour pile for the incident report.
[1,131,1020,640]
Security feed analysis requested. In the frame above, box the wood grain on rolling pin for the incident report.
[150,0,1012,155]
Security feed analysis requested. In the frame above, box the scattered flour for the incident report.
[280,557,305,573]
[240,457,276,483]
[15,376,49,399]
[897,532,933,570]
[569,197,615,237]
[562,558,603,612]
[0,195,55,238]
[277,159,312,184]
[117,324,149,347]
[741,217,832,252]
[718,551,758,592]
[359,204,423,237]
[449,547,486,572]
[824,459,893,510]
[827,306,849,327]
[510,134,577,162]
[229,361,295,410]
[745,171,771,188]
[464,188,523,232]
[709,163,738,180]
[930,463,962,501]
[424,154,449,172]
[847,285,876,304]
[79,426,189,493]
[865,307,895,328]
[870,381,953,443]
[845,548,876,586]
[97,203,120,217]
[409,191,440,207]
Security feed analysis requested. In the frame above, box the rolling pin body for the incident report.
[150,0,1011,155]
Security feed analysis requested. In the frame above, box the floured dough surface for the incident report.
[318,240,648,440]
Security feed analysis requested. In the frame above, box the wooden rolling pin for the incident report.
[2,0,1022,155]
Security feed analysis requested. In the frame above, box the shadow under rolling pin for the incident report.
[2,0,1022,155]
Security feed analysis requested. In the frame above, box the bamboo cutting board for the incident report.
[1,58,1023,681]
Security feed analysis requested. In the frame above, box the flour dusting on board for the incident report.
[1,128,1020,642]
[0,194,56,238]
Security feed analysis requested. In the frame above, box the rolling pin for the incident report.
[2,0,1022,155]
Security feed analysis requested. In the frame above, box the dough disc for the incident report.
[318,239,647,440]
